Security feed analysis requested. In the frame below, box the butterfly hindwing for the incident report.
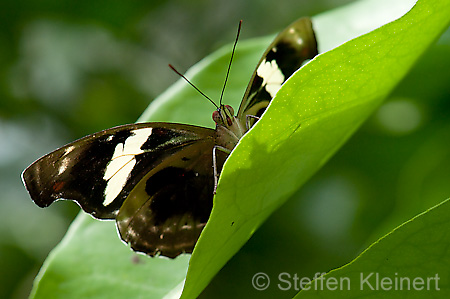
[237,17,318,128]
[116,134,228,257]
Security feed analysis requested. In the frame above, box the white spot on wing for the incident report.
[257,58,285,97]
[102,127,153,206]
[58,145,75,175]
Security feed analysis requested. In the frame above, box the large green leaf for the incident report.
[294,198,450,298]
[30,215,191,298]
[182,0,450,297]
[30,0,449,298]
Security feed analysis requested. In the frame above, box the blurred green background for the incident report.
[1,0,449,298]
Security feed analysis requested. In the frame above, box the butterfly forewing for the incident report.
[237,17,318,129]
[23,123,216,213]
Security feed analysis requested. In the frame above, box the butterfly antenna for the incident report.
[169,64,218,109]
[219,20,242,106]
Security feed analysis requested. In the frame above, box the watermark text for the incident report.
[251,272,440,292]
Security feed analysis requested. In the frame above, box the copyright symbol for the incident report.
[252,272,270,291]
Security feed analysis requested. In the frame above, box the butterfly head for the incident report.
[212,104,246,143]
[212,105,234,127]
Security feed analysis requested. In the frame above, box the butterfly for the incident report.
[22,18,318,258]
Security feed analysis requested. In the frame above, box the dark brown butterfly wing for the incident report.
[22,122,219,257]
[237,17,318,129]
[116,134,228,258]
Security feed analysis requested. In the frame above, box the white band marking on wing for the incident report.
[256,58,285,97]
[102,127,153,206]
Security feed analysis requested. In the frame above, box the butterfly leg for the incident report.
[245,115,260,130]
[212,145,231,194]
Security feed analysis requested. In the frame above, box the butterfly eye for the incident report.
[224,105,234,116]
[212,110,221,123]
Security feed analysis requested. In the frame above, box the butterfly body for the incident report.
[22,18,318,258]
[213,104,246,151]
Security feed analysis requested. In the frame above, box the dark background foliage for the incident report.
[0,0,449,298]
